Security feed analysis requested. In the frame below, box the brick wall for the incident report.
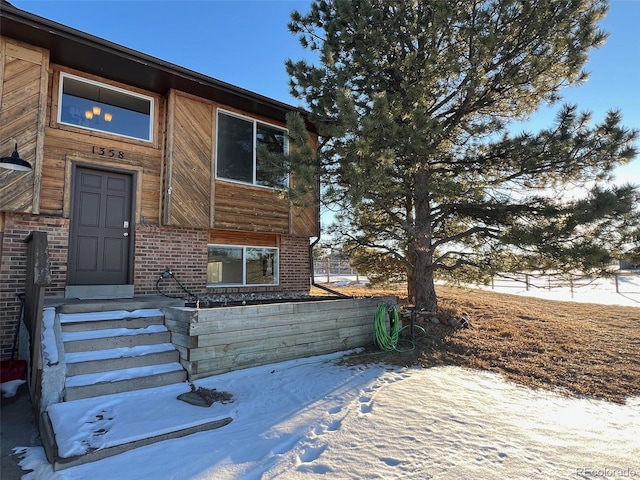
[0,213,68,359]
[135,226,312,298]
[280,235,312,292]
[0,215,312,359]
[134,224,209,297]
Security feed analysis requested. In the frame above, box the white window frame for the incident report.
[207,244,280,287]
[57,72,154,143]
[215,108,289,189]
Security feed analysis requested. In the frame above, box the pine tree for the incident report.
[286,0,639,310]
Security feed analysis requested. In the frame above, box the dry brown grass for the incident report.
[313,284,640,404]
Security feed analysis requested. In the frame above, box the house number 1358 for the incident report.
[92,146,125,159]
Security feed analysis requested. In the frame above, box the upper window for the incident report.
[216,110,288,189]
[58,73,153,142]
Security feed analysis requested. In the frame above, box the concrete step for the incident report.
[64,363,187,401]
[62,325,171,353]
[65,344,179,376]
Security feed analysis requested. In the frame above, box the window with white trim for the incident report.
[207,245,279,286]
[216,110,289,189]
[58,73,154,142]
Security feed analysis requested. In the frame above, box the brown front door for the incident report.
[68,166,134,285]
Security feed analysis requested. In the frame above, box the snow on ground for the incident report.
[11,278,640,479]
[323,273,640,307]
[468,273,640,307]
[1,379,26,398]
[15,354,640,479]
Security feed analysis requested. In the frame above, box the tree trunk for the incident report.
[412,169,438,312]
[406,244,416,304]
[413,263,438,312]
[406,266,415,305]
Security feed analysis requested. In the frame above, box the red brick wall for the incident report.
[0,213,68,359]
[134,224,209,297]
[0,214,312,359]
[280,235,312,292]
[136,226,312,297]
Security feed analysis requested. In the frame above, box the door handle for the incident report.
[123,232,129,237]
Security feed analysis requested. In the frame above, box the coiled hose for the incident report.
[373,303,427,352]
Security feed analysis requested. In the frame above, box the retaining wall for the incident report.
[163,296,397,379]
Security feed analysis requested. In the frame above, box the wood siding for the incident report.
[40,128,163,223]
[209,229,278,247]
[291,200,319,237]
[213,180,290,233]
[164,91,319,236]
[163,91,213,227]
[0,39,48,213]
[290,133,320,237]
[1,37,318,237]
[37,66,164,222]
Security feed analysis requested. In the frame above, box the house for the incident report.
[0,11,394,463]
[0,2,320,360]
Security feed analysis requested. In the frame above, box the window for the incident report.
[207,245,279,286]
[58,73,153,142]
[216,110,288,188]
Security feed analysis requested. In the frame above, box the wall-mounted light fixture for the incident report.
[0,143,33,171]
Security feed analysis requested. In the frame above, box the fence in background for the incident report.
[482,271,640,297]
[314,257,359,283]
[310,264,640,301]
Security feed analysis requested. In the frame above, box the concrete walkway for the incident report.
[1,383,40,480]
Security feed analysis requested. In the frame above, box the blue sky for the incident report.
[10,0,640,182]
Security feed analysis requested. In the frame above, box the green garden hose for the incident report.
[373,303,427,352]
[374,303,401,351]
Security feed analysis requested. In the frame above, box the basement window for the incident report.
[216,110,289,189]
[207,245,279,286]
[58,73,153,142]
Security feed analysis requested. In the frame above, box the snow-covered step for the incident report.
[56,308,188,401]
[64,363,187,401]
[62,325,171,353]
[59,309,165,332]
[65,344,179,376]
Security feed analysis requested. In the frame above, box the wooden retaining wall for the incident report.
[163,296,397,379]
